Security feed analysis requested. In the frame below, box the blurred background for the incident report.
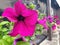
[0,0,60,18]
[0,0,60,45]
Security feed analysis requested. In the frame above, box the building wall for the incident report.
[56,9,60,19]
[54,9,60,19]
[0,0,46,14]
[0,0,17,9]
[0,0,11,9]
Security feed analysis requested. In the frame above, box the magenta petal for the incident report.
[8,22,19,37]
[38,18,48,30]
[56,20,60,25]
[8,30,18,37]
[52,24,56,30]
[14,1,27,15]
[2,8,17,22]
[24,10,38,25]
[47,15,53,23]
[22,9,33,17]
[54,15,58,19]
[10,21,35,37]
[18,21,35,36]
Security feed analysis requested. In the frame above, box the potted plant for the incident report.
[2,0,60,45]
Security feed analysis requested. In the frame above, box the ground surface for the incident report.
[40,29,60,45]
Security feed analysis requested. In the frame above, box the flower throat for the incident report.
[17,15,25,21]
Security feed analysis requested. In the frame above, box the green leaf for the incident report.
[16,41,30,45]
[3,40,9,45]
[0,31,4,39]
[35,31,41,34]
[36,24,43,31]
[0,16,3,19]
[2,35,14,45]
[25,37,31,41]
[29,3,35,9]
[3,35,14,42]
[0,39,8,45]
[31,36,35,40]
[0,39,4,45]
[39,13,45,19]
[2,28,8,32]
[0,21,9,25]
[0,26,2,31]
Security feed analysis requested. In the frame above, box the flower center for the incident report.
[17,15,25,21]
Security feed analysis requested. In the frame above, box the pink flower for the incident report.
[56,19,60,25]
[52,24,56,30]
[54,15,58,20]
[47,15,53,23]
[2,1,38,37]
[38,17,48,30]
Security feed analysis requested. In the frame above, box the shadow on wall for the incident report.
[0,9,3,16]
[55,8,60,19]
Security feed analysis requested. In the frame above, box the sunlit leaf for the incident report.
[0,39,9,45]
[29,3,35,9]
[2,28,8,32]
[16,41,30,45]
[0,21,9,25]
